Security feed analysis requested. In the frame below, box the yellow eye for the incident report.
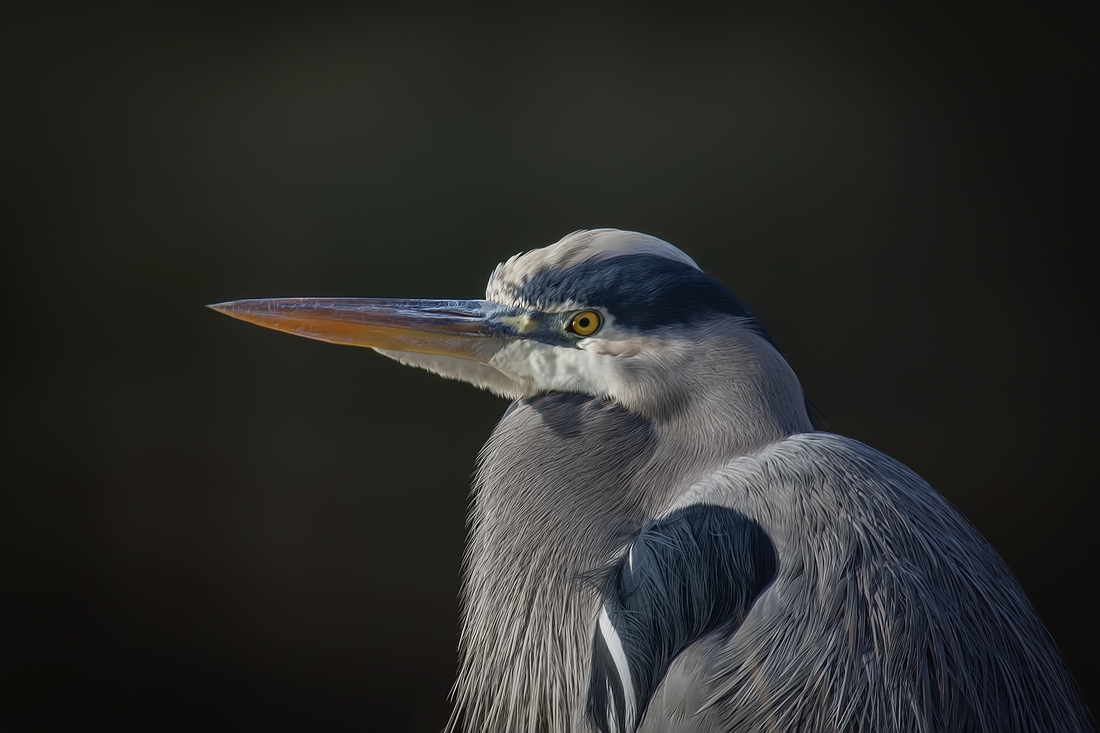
[569,310,602,337]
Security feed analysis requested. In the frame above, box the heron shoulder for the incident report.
[657,432,1091,731]
[667,432,949,523]
[665,431,994,578]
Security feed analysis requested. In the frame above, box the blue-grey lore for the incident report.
[210,229,1092,732]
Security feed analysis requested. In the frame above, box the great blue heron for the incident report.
[212,229,1091,732]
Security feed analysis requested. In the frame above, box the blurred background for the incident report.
[2,3,1095,730]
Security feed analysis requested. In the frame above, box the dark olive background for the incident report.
[2,3,1095,731]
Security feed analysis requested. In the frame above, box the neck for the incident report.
[450,329,811,731]
[450,394,654,732]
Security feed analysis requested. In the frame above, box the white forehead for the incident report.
[486,229,699,303]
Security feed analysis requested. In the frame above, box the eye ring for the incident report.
[568,310,602,337]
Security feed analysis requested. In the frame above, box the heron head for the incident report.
[211,229,800,422]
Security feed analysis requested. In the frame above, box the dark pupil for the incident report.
[577,317,590,329]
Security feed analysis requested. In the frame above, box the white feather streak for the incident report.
[599,606,636,732]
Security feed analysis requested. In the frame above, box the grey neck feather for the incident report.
[448,320,812,732]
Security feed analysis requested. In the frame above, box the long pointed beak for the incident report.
[209,298,523,362]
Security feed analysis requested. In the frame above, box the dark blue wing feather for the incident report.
[587,504,777,733]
